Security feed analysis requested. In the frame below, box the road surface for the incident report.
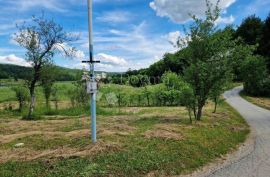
[208,87,270,177]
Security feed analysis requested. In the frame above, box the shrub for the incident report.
[12,86,29,112]
[242,56,270,96]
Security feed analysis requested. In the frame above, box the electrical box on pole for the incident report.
[87,81,98,94]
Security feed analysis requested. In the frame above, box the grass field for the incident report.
[0,81,75,103]
[240,92,270,110]
[0,102,249,176]
[0,82,250,176]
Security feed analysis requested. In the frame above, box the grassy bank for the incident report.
[0,102,249,177]
[240,92,270,110]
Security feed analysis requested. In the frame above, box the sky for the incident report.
[0,0,269,72]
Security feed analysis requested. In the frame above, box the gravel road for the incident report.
[207,87,270,177]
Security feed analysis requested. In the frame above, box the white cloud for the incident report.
[216,15,235,24]
[96,11,132,23]
[72,53,128,72]
[77,21,178,71]
[0,18,29,37]
[53,43,85,60]
[7,0,66,12]
[166,31,181,46]
[150,0,236,24]
[95,53,128,66]
[0,54,31,67]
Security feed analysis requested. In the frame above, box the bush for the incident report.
[12,86,29,112]
[242,56,270,96]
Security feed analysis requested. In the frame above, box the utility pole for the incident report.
[82,0,100,143]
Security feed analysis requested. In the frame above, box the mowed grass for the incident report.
[0,102,249,177]
[240,92,270,110]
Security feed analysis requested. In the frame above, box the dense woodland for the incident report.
[0,64,81,81]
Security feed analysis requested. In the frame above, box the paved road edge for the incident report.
[178,87,256,177]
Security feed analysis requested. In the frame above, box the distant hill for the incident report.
[0,64,122,81]
[0,64,82,81]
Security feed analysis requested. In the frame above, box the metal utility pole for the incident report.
[82,0,100,143]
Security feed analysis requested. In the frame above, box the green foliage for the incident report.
[0,64,32,80]
[236,14,264,46]
[11,86,29,112]
[161,71,181,90]
[128,75,149,87]
[229,41,256,81]
[51,85,59,110]
[241,56,270,96]
[68,80,90,107]
[41,65,57,108]
[179,1,235,120]
[0,64,81,81]
[259,13,270,70]
[179,84,196,123]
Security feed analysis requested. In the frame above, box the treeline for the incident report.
[125,13,270,97]
[0,64,81,81]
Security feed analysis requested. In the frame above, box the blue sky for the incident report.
[0,0,269,72]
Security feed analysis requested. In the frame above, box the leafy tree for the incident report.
[161,71,180,90]
[12,86,29,112]
[51,86,59,110]
[259,13,270,70]
[229,42,256,81]
[236,15,263,45]
[180,85,195,123]
[70,80,90,107]
[143,86,152,106]
[128,75,149,87]
[147,60,166,78]
[41,65,57,108]
[15,15,77,119]
[209,73,232,113]
[235,15,263,46]
[179,0,234,120]
[241,56,270,96]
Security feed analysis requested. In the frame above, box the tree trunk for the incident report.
[28,78,38,119]
[28,89,35,119]
[193,107,197,120]
[55,100,58,110]
[196,106,203,121]
[46,99,50,109]
[19,102,23,112]
[213,97,217,113]
[188,109,192,124]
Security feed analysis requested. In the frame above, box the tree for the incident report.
[179,0,234,120]
[143,86,152,106]
[259,13,270,70]
[51,86,59,110]
[235,15,264,47]
[209,73,232,113]
[41,65,57,108]
[241,56,270,96]
[161,71,180,90]
[228,41,256,81]
[15,15,77,119]
[12,86,29,112]
[180,84,195,123]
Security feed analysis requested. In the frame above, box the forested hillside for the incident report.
[0,64,82,81]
